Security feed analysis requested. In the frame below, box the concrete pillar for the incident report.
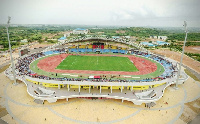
[89,85,91,93]
[79,85,80,93]
[122,99,124,103]
[66,98,68,101]
[111,86,112,93]
[58,84,60,89]
[131,86,133,91]
[100,86,101,94]
[68,84,70,91]
[121,86,123,93]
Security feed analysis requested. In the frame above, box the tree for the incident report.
[45,37,48,41]
[38,39,43,44]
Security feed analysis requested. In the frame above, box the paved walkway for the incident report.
[1,72,200,124]
[183,65,200,80]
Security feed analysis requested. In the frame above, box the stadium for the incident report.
[5,35,188,106]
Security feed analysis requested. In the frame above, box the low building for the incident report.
[73,28,88,34]
[150,36,167,41]
[150,36,157,39]
[58,36,66,42]
[124,36,131,39]
[158,36,168,41]
[112,36,120,39]
[140,42,156,47]
[153,41,170,46]
[21,39,28,43]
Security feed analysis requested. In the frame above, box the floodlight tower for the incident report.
[175,21,188,89]
[6,16,17,85]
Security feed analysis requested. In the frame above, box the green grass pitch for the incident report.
[56,55,138,72]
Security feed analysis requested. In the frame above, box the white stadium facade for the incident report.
[5,35,188,106]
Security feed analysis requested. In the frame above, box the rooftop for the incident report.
[58,37,66,40]
[74,28,87,31]
[141,42,156,47]
[156,41,170,45]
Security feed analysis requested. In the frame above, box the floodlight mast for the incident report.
[6,16,17,85]
[175,21,188,88]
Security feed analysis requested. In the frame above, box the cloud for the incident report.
[0,0,199,27]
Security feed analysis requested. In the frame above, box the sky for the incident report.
[0,0,200,27]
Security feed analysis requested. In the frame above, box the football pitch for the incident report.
[56,55,138,72]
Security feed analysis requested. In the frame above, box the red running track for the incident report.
[37,54,157,75]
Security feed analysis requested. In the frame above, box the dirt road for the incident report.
[150,49,200,73]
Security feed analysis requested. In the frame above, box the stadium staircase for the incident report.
[34,99,44,104]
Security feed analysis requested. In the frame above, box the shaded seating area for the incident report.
[69,48,78,52]
[44,50,60,55]
[78,48,87,52]
[110,49,118,53]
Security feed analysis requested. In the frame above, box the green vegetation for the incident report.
[130,55,165,79]
[30,55,70,78]
[90,27,169,38]
[56,55,138,72]
[0,64,10,73]
[46,40,57,44]
[168,33,200,41]
[185,52,200,62]
[30,53,165,80]
[169,43,183,51]
[186,41,200,46]
[0,25,72,51]
[184,69,200,81]
[1,24,200,52]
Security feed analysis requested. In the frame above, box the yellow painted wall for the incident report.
[88,45,93,48]
[101,86,110,89]
[26,79,65,88]
[133,86,149,90]
[70,46,77,48]
[42,83,58,87]
[127,86,132,90]
[127,83,166,90]
[153,82,166,88]
[104,45,109,49]
[112,86,124,89]
[111,45,117,49]
[79,45,86,48]
[121,47,127,50]
[70,85,79,88]
[26,79,39,85]
[26,78,166,90]
[81,85,94,89]
[127,86,149,90]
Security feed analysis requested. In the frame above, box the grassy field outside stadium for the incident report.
[56,55,138,72]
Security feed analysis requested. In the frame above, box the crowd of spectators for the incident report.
[16,52,45,75]
[15,49,178,83]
